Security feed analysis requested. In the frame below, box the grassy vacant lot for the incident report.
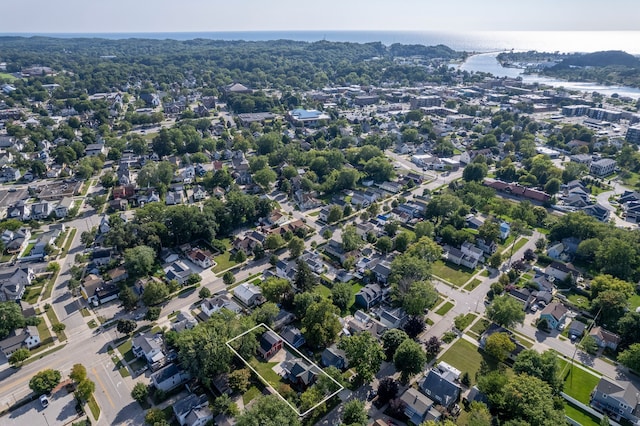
[435,301,454,316]
[438,339,498,386]
[212,251,238,274]
[562,364,601,404]
[564,402,600,426]
[432,260,474,287]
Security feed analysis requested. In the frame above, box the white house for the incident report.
[55,197,74,218]
[233,283,263,307]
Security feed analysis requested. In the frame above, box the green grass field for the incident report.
[564,402,600,426]
[454,313,477,331]
[463,278,482,291]
[435,301,454,316]
[432,260,474,287]
[243,385,261,405]
[0,72,17,82]
[562,364,601,404]
[439,339,498,385]
[512,237,530,253]
[212,251,238,274]
[117,340,136,362]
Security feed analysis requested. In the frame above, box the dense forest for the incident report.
[0,37,464,94]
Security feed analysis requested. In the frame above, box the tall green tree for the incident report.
[29,369,61,395]
[0,301,25,339]
[236,395,300,426]
[486,295,525,329]
[124,245,156,279]
[393,339,426,382]
[402,280,438,316]
[331,282,352,313]
[302,299,341,348]
[484,332,515,362]
[338,333,384,382]
[342,399,368,426]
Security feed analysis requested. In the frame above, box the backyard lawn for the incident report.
[564,402,600,426]
[438,339,498,385]
[243,385,261,405]
[248,358,282,386]
[432,260,474,287]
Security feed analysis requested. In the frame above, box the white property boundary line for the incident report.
[225,323,345,417]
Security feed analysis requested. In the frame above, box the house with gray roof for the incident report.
[355,284,383,310]
[419,369,461,409]
[173,394,212,426]
[400,387,440,425]
[132,333,165,365]
[151,364,191,392]
[591,377,640,424]
[0,326,40,356]
[321,346,348,370]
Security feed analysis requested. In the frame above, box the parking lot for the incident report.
[0,387,82,426]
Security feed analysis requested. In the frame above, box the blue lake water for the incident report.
[460,52,640,100]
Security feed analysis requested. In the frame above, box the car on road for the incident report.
[134,313,145,320]
[40,395,49,408]
[367,390,377,401]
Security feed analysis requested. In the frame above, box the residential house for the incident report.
[508,287,534,310]
[30,201,54,220]
[590,326,621,350]
[186,249,213,269]
[294,189,322,210]
[190,185,208,202]
[347,310,387,339]
[400,387,440,425]
[0,167,21,182]
[164,260,193,285]
[92,248,112,266]
[539,302,568,330]
[132,333,166,365]
[419,368,461,410]
[258,330,283,360]
[281,326,306,349]
[0,326,40,356]
[476,238,497,255]
[281,358,318,389]
[106,266,128,284]
[378,307,408,329]
[233,283,263,307]
[172,311,198,332]
[480,324,525,361]
[135,276,165,296]
[80,274,119,306]
[7,201,30,221]
[354,284,383,310]
[85,143,106,157]
[582,203,611,222]
[371,261,392,285]
[2,228,30,254]
[377,181,403,194]
[151,364,190,392]
[545,261,580,282]
[546,243,565,260]
[0,266,35,301]
[443,245,478,269]
[165,190,184,205]
[173,394,212,426]
[321,346,348,370]
[590,378,640,424]
[568,321,587,339]
[55,197,73,218]
[199,293,242,319]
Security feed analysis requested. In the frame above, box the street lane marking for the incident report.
[92,367,115,409]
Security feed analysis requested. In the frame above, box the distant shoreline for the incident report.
[0,30,638,54]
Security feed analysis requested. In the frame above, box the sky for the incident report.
[2,0,639,33]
